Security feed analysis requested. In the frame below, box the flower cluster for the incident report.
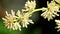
[16,10,34,28]
[2,10,21,31]
[41,1,60,21]
[2,10,34,31]
[22,0,36,12]
[2,0,36,31]
[2,0,60,32]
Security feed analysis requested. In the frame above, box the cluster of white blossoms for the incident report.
[2,0,36,31]
[16,10,34,28]
[2,10,21,31]
[55,20,60,31]
[41,1,60,21]
[2,10,34,31]
[22,0,36,12]
[2,0,60,32]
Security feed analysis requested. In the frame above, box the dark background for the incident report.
[0,0,60,34]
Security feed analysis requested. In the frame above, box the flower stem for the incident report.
[29,7,46,15]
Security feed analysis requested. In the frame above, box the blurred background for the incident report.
[0,0,60,34]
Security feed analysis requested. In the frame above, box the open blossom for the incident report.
[55,20,60,31]
[21,13,34,28]
[41,1,60,21]
[2,10,21,31]
[16,10,34,28]
[22,0,36,12]
[2,0,35,30]
[2,10,34,31]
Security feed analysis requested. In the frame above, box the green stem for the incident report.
[29,8,46,15]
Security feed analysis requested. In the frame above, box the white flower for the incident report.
[2,9,34,31]
[22,0,36,12]
[2,0,35,31]
[21,13,34,28]
[41,1,60,21]
[2,10,21,31]
[55,20,60,31]
[16,10,34,28]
